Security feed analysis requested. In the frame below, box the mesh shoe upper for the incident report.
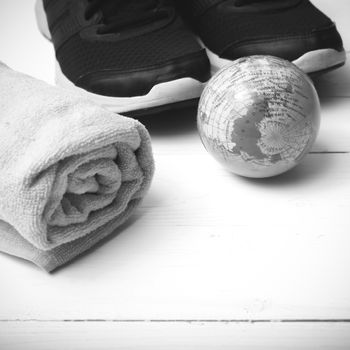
[178,0,344,61]
[43,0,210,97]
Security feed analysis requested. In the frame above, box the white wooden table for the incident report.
[0,1,350,348]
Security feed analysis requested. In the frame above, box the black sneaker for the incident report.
[35,0,211,115]
[178,0,346,76]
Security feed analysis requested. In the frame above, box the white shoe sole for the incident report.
[205,44,346,76]
[35,0,207,114]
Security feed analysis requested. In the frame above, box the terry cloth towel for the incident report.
[0,62,154,272]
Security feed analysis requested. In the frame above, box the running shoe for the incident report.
[178,0,346,75]
[35,0,211,115]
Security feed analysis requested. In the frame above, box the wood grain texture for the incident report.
[1,152,350,320]
[1,322,350,350]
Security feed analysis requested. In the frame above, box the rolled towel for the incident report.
[0,62,154,272]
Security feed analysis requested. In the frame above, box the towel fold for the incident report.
[0,62,154,272]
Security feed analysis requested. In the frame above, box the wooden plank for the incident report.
[315,97,350,152]
[144,97,350,154]
[1,321,350,350]
[1,152,350,320]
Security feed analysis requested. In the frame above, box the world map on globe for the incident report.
[198,56,320,176]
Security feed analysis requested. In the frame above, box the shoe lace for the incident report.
[85,0,169,34]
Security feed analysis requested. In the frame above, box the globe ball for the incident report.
[197,56,321,178]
